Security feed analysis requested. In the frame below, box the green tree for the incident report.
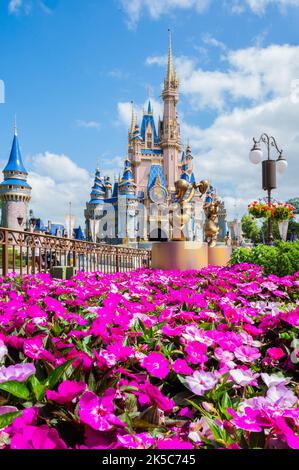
[241,214,261,244]
[288,197,299,214]
[287,219,299,240]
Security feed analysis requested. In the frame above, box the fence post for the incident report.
[2,230,8,277]
[73,242,77,268]
[116,247,120,272]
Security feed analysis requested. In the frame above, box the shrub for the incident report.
[230,240,299,276]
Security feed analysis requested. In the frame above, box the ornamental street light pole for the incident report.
[249,133,288,245]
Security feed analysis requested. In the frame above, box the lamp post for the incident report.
[249,133,288,245]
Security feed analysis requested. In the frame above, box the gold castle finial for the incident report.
[167,29,174,82]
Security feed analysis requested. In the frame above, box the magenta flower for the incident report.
[0,363,36,383]
[234,345,261,363]
[142,352,170,379]
[23,336,55,362]
[185,342,208,364]
[79,391,125,431]
[10,425,67,449]
[185,371,218,396]
[117,432,155,449]
[267,347,285,361]
[46,380,86,404]
[228,407,263,432]
[140,382,174,412]
[172,359,193,375]
[157,437,194,449]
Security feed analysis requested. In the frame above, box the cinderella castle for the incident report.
[85,32,227,245]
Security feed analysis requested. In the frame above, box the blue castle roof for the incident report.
[0,178,31,188]
[140,101,158,145]
[3,132,28,174]
[147,164,167,192]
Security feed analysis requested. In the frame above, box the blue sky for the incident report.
[1,0,299,223]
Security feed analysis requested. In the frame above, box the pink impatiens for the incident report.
[79,390,125,431]
[142,352,170,379]
[0,264,297,449]
[46,380,86,404]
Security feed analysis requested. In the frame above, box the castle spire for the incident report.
[167,29,174,82]
[14,115,17,136]
[130,101,135,134]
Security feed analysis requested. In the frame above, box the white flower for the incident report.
[0,341,7,363]
[261,373,290,388]
[185,371,218,396]
[230,369,259,386]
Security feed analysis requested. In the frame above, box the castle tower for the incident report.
[0,126,31,230]
[161,30,180,191]
[84,168,106,240]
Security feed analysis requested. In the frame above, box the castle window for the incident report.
[147,132,152,148]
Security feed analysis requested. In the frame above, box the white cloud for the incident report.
[202,33,227,51]
[181,94,299,218]
[28,152,92,225]
[147,44,299,111]
[8,0,23,14]
[246,0,299,14]
[76,119,101,130]
[120,0,210,28]
[227,0,299,14]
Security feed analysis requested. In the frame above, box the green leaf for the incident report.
[29,375,46,401]
[0,411,22,429]
[0,381,30,399]
[47,358,76,389]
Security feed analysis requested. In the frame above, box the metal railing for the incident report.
[0,227,151,277]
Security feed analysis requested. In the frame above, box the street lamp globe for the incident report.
[276,154,288,174]
[249,144,263,164]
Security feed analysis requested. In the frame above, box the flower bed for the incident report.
[0,265,298,449]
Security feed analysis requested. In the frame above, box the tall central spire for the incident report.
[167,29,174,82]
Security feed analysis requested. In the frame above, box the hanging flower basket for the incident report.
[248,201,294,222]
[272,202,294,222]
[248,201,272,219]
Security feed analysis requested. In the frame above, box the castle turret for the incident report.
[0,126,31,230]
[161,30,180,191]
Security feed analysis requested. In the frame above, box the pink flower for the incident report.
[79,391,125,431]
[140,382,174,412]
[117,432,155,449]
[274,417,299,449]
[142,352,169,379]
[46,380,86,404]
[267,347,285,361]
[23,336,55,362]
[0,363,36,383]
[234,345,261,363]
[172,359,193,375]
[185,342,208,364]
[228,407,263,432]
[10,425,67,449]
[157,437,194,449]
[185,371,218,396]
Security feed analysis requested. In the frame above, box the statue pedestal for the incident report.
[151,241,208,270]
[208,245,232,266]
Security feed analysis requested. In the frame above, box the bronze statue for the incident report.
[204,200,220,247]
[171,179,208,241]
